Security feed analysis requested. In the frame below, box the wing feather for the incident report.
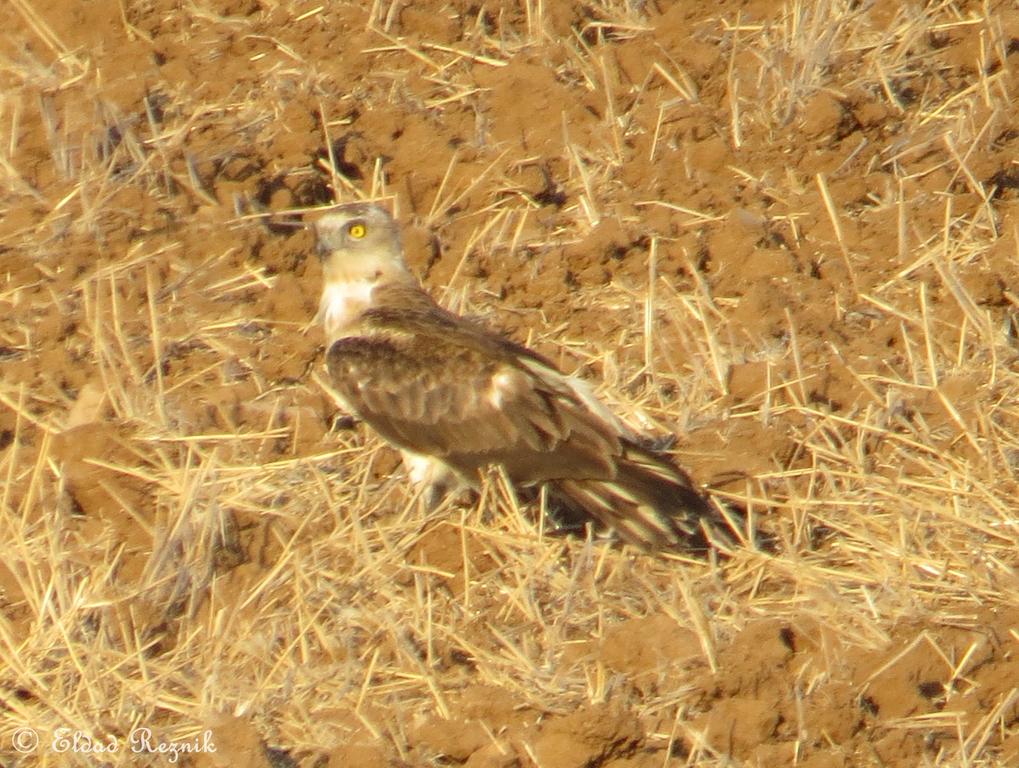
[326,312,620,481]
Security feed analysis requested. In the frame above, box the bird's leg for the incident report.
[400,450,462,507]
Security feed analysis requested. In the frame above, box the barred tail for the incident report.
[551,444,717,551]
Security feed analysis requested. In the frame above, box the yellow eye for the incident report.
[347,222,367,239]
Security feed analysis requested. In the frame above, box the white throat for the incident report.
[319,279,376,342]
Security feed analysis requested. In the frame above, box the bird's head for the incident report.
[313,203,420,340]
[313,203,408,283]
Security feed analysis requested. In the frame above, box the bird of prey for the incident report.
[314,202,719,551]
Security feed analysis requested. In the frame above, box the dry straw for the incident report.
[1,0,1018,765]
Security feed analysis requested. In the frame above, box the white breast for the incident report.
[319,280,375,342]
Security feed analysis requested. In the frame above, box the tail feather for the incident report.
[551,444,717,551]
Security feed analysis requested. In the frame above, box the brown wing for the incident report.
[326,308,621,483]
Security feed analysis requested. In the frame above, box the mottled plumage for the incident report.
[315,202,718,551]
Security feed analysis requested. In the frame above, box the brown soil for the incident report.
[3,1,1019,766]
